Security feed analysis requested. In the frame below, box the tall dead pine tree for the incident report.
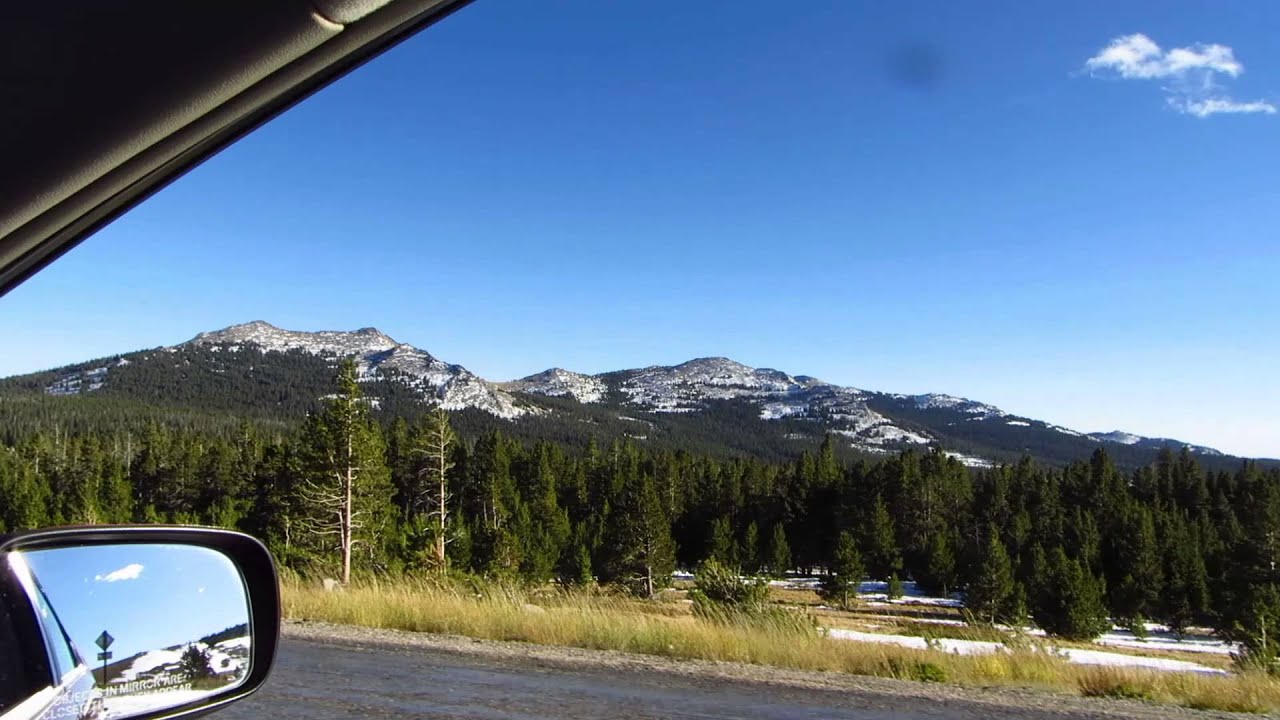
[416,407,455,572]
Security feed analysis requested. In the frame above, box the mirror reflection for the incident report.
[9,544,251,720]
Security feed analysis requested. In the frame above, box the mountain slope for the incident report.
[19,321,533,421]
[0,321,1256,469]
[510,361,1233,467]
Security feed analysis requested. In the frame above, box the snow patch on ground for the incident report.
[823,629,1225,675]
[768,578,964,608]
[1096,626,1235,656]
[756,575,1229,655]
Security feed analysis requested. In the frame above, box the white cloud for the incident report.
[1086,34,1241,79]
[1084,33,1273,118]
[95,563,144,582]
[1173,97,1277,118]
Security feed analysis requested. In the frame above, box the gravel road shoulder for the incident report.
[282,620,1268,719]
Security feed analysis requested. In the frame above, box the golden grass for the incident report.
[1076,666,1276,714]
[767,586,825,606]
[282,576,1280,714]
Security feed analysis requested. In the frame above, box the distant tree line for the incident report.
[3,361,1280,666]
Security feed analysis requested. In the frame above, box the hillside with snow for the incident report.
[0,321,1256,469]
[30,321,533,420]
[100,634,250,719]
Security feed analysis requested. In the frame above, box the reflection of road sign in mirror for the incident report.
[97,630,115,650]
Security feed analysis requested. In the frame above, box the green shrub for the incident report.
[913,661,948,683]
[886,573,904,600]
[885,657,948,683]
[689,559,814,636]
[692,559,769,609]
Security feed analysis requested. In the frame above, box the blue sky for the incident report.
[22,545,249,663]
[1,1,1277,457]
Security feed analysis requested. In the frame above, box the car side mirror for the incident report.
[0,526,279,720]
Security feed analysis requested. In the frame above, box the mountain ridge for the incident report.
[2,321,1251,466]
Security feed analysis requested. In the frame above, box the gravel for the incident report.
[279,621,1268,719]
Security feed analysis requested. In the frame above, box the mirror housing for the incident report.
[0,526,279,720]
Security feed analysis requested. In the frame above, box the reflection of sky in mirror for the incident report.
[22,545,249,663]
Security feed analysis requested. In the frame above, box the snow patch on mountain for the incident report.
[191,320,397,358]
[608,361,932,448]
[44,358,128,396]
[508,358,934,450]
[859,424,932,446]
[1088,430,1223,457]
[908,393,1007,419]
[511,368,608,404]
[945,451,995,468]
[618,357,813,408]
[760,401,808,420]
[1093,430,1142,445]
[27,321,1235,460]
[187,322,533,419]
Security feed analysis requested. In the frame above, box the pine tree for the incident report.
[558,526,594,586]
[447,511,473,571]
[1232,584,1280,673]
[707,515,737,567]
[465,431,521,576]
[179,645,214,681]
[1034,547,1110,640]
[602,470,675,597]
[766,523,791,578]
[865,494,902,580]
[0,448,50,531]
[886,572,904,600]
[1221,472,1280,666]
[520,443,571,582]
[1109,506,1163,625]
[742,521,761,575]
[413,408,456,573]
[1160,515,1210,634]
[295,359,395,584]
[919,532,957,597]
[1006,582,1030,627]
[820,531,864,610]
[968,527,1014,624]
[241,443,302,564]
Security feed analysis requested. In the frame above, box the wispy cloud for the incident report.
[1084,33,1274,118]
[1174,97,1277,118]
[95,563,144,582]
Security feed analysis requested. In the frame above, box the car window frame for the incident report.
[0,555,58,720]
[5,554,84,687]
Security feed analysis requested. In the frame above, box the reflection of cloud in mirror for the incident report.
[95,563,144,582]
